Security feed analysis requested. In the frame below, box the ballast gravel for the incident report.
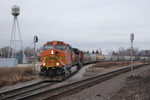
[61,65,150,100]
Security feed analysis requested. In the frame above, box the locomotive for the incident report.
[40,41,83,80]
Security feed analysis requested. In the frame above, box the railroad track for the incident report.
[13,63,149,100]
[0,80,56,100]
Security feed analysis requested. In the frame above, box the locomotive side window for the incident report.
[44,45,54,51]
[67,45,71,51]
[55,45,66,51]
[67,46,70,51]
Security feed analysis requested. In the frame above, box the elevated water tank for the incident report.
[11,5,20,16]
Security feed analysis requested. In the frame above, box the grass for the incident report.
[0,67,35,88]
[86,61,145,72]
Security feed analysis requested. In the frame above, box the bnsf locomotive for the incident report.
[40,41,83,80]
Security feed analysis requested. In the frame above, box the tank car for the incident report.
[89,54,97,63]
[118,56,125,61]
[82,52,90,64]
[104,55,111,61]
[124,56,130,61]
[111,56,118,61]
[132,56,136,61]
[144,57,149,61]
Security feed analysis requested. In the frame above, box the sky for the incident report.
[0,0,150,54]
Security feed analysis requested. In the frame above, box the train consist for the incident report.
[40,41,150,81]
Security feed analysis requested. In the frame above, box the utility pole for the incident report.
[99,47,102,54]
[33,36,38,73]
[130,33,134,76]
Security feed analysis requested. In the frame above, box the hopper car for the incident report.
[40,41,150,81]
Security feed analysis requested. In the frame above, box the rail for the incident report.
[0,80,55,100]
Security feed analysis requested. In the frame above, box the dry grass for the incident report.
[0,67,35,88]
[87,61,146,72]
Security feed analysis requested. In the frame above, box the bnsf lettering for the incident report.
[49,57,57,60]
[41,56,66,61]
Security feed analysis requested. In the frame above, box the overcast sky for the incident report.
[0,0,150,53]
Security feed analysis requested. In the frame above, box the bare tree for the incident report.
[24,47,34,57]
[37,47,43,54]
[118,47,125,56]
[1,46,12,58]
[132,47,139,56]
[96,49,99,54]
[138,50,150,57]
[106,49,114,55]
[112,51,118,55]
[99,47,102,54]
[110,47,140,56]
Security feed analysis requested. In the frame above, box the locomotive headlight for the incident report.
[43,63,46,66]
[51,50,54,54]
[56,62,59,66]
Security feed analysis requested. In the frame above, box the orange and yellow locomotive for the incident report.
[40,41,83,80]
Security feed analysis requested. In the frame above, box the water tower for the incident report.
[9,5,25,63]
[12,5,20,16]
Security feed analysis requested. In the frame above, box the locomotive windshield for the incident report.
[55,45,66,51]
[44,45,54,51]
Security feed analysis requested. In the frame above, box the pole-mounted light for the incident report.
[33,36,38,74]
[130,33,134,76]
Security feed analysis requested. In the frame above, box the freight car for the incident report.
[111,56,118,61]
[104,55,111,61]
[96,54,150,61]
[96,54,104,61]
[124,56,131,61]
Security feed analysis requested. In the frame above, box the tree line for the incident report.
[0,46,150,58]
[0,46,42,58]
[92,47,150,57]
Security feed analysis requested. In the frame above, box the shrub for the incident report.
[0,67,35,88]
